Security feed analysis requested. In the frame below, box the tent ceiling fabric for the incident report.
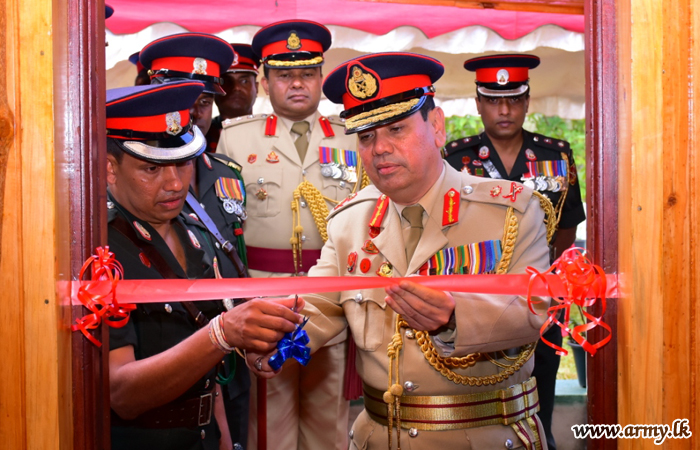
[105,4,584,119]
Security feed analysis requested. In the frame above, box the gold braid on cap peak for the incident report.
[267,56,324,67]
[344,98,420,130]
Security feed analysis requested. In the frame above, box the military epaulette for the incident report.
[221,113,269,129]
[443,134,482,157]
[209,153,243,172]
[459,175,533,214]
[324,115,347,127]
[528,132,570,152]
[326,186,382,220]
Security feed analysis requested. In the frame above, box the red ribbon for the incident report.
[526,247,612,357]
[70,246,136,347]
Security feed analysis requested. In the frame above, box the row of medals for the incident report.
[222,198,247,221]
[320,163,358,183]
[521,175,567,193]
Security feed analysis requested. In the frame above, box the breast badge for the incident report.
[376,262,393,277]
[361,239,379,254]
[248,154,257,164]
[347,252,358,273]
[266,151,280,163]
[360,258,372,273]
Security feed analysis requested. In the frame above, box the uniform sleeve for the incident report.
[109,313,139,350]
[558,150,586,229]
[300,221,349,353]
[446,196,551,356]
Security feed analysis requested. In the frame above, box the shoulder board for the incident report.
[327,186,382,220]
[527,132,570,152]
[460,175,534,214]
[221,114,269,129]
[325,115,347,127]
[210,153,243,172]
[444,134,482,157]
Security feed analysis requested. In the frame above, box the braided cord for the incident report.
[532,192,557,244]
[496,207,518,274]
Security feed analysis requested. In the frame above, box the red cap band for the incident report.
[106,109,191,135]
[150,56,221,77]
[341,74,431,110]
[475,67,529,83]
[230,55,259,72]
[262,39,323,58]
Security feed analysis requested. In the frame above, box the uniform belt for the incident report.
[246,246,321,274]
[112,390,214,429]
[363,377,539,431]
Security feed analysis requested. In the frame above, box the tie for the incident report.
[402,205,424,263]
[291,121,310,161]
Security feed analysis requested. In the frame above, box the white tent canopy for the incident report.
[107,23,584,119]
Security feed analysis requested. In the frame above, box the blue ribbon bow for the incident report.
[268,317,311,371]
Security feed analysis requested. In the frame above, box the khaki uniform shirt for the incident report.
[302,162,551,449]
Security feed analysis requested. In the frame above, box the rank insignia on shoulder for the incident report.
[376,261,393,277]
[248,154,257,164]
[133,221,151,240]
[187,230,201,249]
[347,252,358,273]
[502,182,524,202]
[360,258,372,273]
[139,252,151,268]
[202,153,213,170]
[361,239,379,254]
[490,185,502,197]
[442,188,459,226]
[334,192,357,210]
[266,151,280,163]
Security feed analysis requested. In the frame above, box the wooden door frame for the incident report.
[63,1,620,448]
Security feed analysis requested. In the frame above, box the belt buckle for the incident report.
[198,393,213,427]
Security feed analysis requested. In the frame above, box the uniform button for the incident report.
[408,428,418,437]
[215,242,221,249]
[201,429,206,439]
[504,439,514,449]
[463,185,474,194]
[349,430,354,439]
[300,201,307,208]
[405,330,415,339]
[233,444,244,450]
[302,169,307,176]
[301,235,307,242]
[164,304,172,313]
[403,381,418,392]
[339,181,346,188]
[533,136,539,142]
[107,201,114,210]
[204,379,210,389]
[257,177,264,184]
[354,293,363,302]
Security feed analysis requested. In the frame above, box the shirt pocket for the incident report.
[340,289,390,352]
[244,166,283,218]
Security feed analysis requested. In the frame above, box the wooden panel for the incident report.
[357,0,584,14]
[618,0,699,448]
[0,0,25,446]
[584,0,618,446]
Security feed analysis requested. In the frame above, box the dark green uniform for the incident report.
[183,152,250,448]
[108,193,224,450]
[445,129,585,450]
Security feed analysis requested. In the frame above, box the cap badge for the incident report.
[287,31,302,50]
[497,69,509,85]
[193,57,208,75]
[347,65,378,100]
[165,111,182,136]
[231,51,239,67]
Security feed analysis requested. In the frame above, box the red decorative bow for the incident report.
[526,247,612,356]
[71,246,135,347]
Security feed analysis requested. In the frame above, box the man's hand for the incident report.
[223,297,304,353]
[385,280,455,331]
[245,351,280,379]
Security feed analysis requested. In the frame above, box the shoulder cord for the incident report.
[532,191,557,244]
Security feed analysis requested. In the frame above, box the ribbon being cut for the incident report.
[72,246,616,356]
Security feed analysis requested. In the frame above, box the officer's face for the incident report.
[262,67,322,121]
[190,93,214,135]
[357,107,446,205]
[107,152,194,228]
[476,94,529,141]
[216,72,258,119]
